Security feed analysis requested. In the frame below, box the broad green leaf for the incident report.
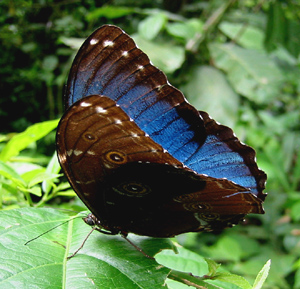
[42,55,59,72]
[156,245,208,276]
[56,189,76,197]
[133,35,184,73]
[265,2,288,52]
[201,235,242,262]
[26,185,42,197]
[0,135,7,143]
[252,260,271,289]
[157,246,253,288]
[181,65,239,127]
[86,6,136,20]
[0,120,59,162]
[166,19,203,41]
[27,172,61,188]
[292,144,300,190]
[290,201,300,222]
[209,43,283,104]
[219,22,264,50]
[0,208,173,289]
[22,168,45,184]
[54,182,71,193]
[237,248,294,288]
[138,13,167,40]
[0,161,26,187]
[59,36,84,49]
[0,208,68,289]
[53,182,75,198]
[294,265,300,288]
[211,272,252,289]
[42,153,61,194]
[157,246,243,288]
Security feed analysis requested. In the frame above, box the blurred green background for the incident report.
[0,0,300,288]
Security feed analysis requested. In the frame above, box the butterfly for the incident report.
[56,24,267,238]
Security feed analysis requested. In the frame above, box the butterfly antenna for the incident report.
[121,234,154,260]
[24,216,81,246]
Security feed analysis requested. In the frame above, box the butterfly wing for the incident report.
[57,95,263,237]
[64,25,266,201]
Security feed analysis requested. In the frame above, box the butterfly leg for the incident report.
[121,234,154,260]
[67,226,97,260]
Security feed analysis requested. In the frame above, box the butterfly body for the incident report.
[57,25,266,237]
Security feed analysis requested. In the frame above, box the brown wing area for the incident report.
[56,95,264,237]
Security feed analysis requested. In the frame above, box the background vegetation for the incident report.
[0,0,299,288]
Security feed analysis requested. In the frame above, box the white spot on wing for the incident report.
[90,38,99,45]
[95,106,107,113]
[74,150,83,156]
[122,51,128,57]
[103,40,114,47]
[81,101,91,107]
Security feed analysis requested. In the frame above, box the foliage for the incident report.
[1,0,300,288]
[0,207,270,289]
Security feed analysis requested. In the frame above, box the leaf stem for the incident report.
[186,0,237,52]
[168,269,222,289]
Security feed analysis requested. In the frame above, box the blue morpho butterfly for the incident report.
[56,24,267,238]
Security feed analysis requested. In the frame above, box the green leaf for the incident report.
[133,35,185,73]
[294,265,300,288]
[202,235,243,262]
[205,258,221,276]
[213,272,252,289]
[157,245,245,288]
[28,172,61,188]
[42,152,61,194]
[252,260,271,289]
[42,55,59,72]
[0,135,7,143]
[59,36,84,49]
[26,185,42,197]
[236,249,293,288]
[265,2,288,52]
[0,161,26,188]
[166,19,203,41]
[209,43,283,104]
[22,168,45,183]
[290,201,300,222]
[56,189,76,197]
[0,120,59,162]
[0,208,173,289]
[219,22,264,50]
[86,6,136,20]
[181,65,239,127]
[156,245,208,276]
[138,13,167,40]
